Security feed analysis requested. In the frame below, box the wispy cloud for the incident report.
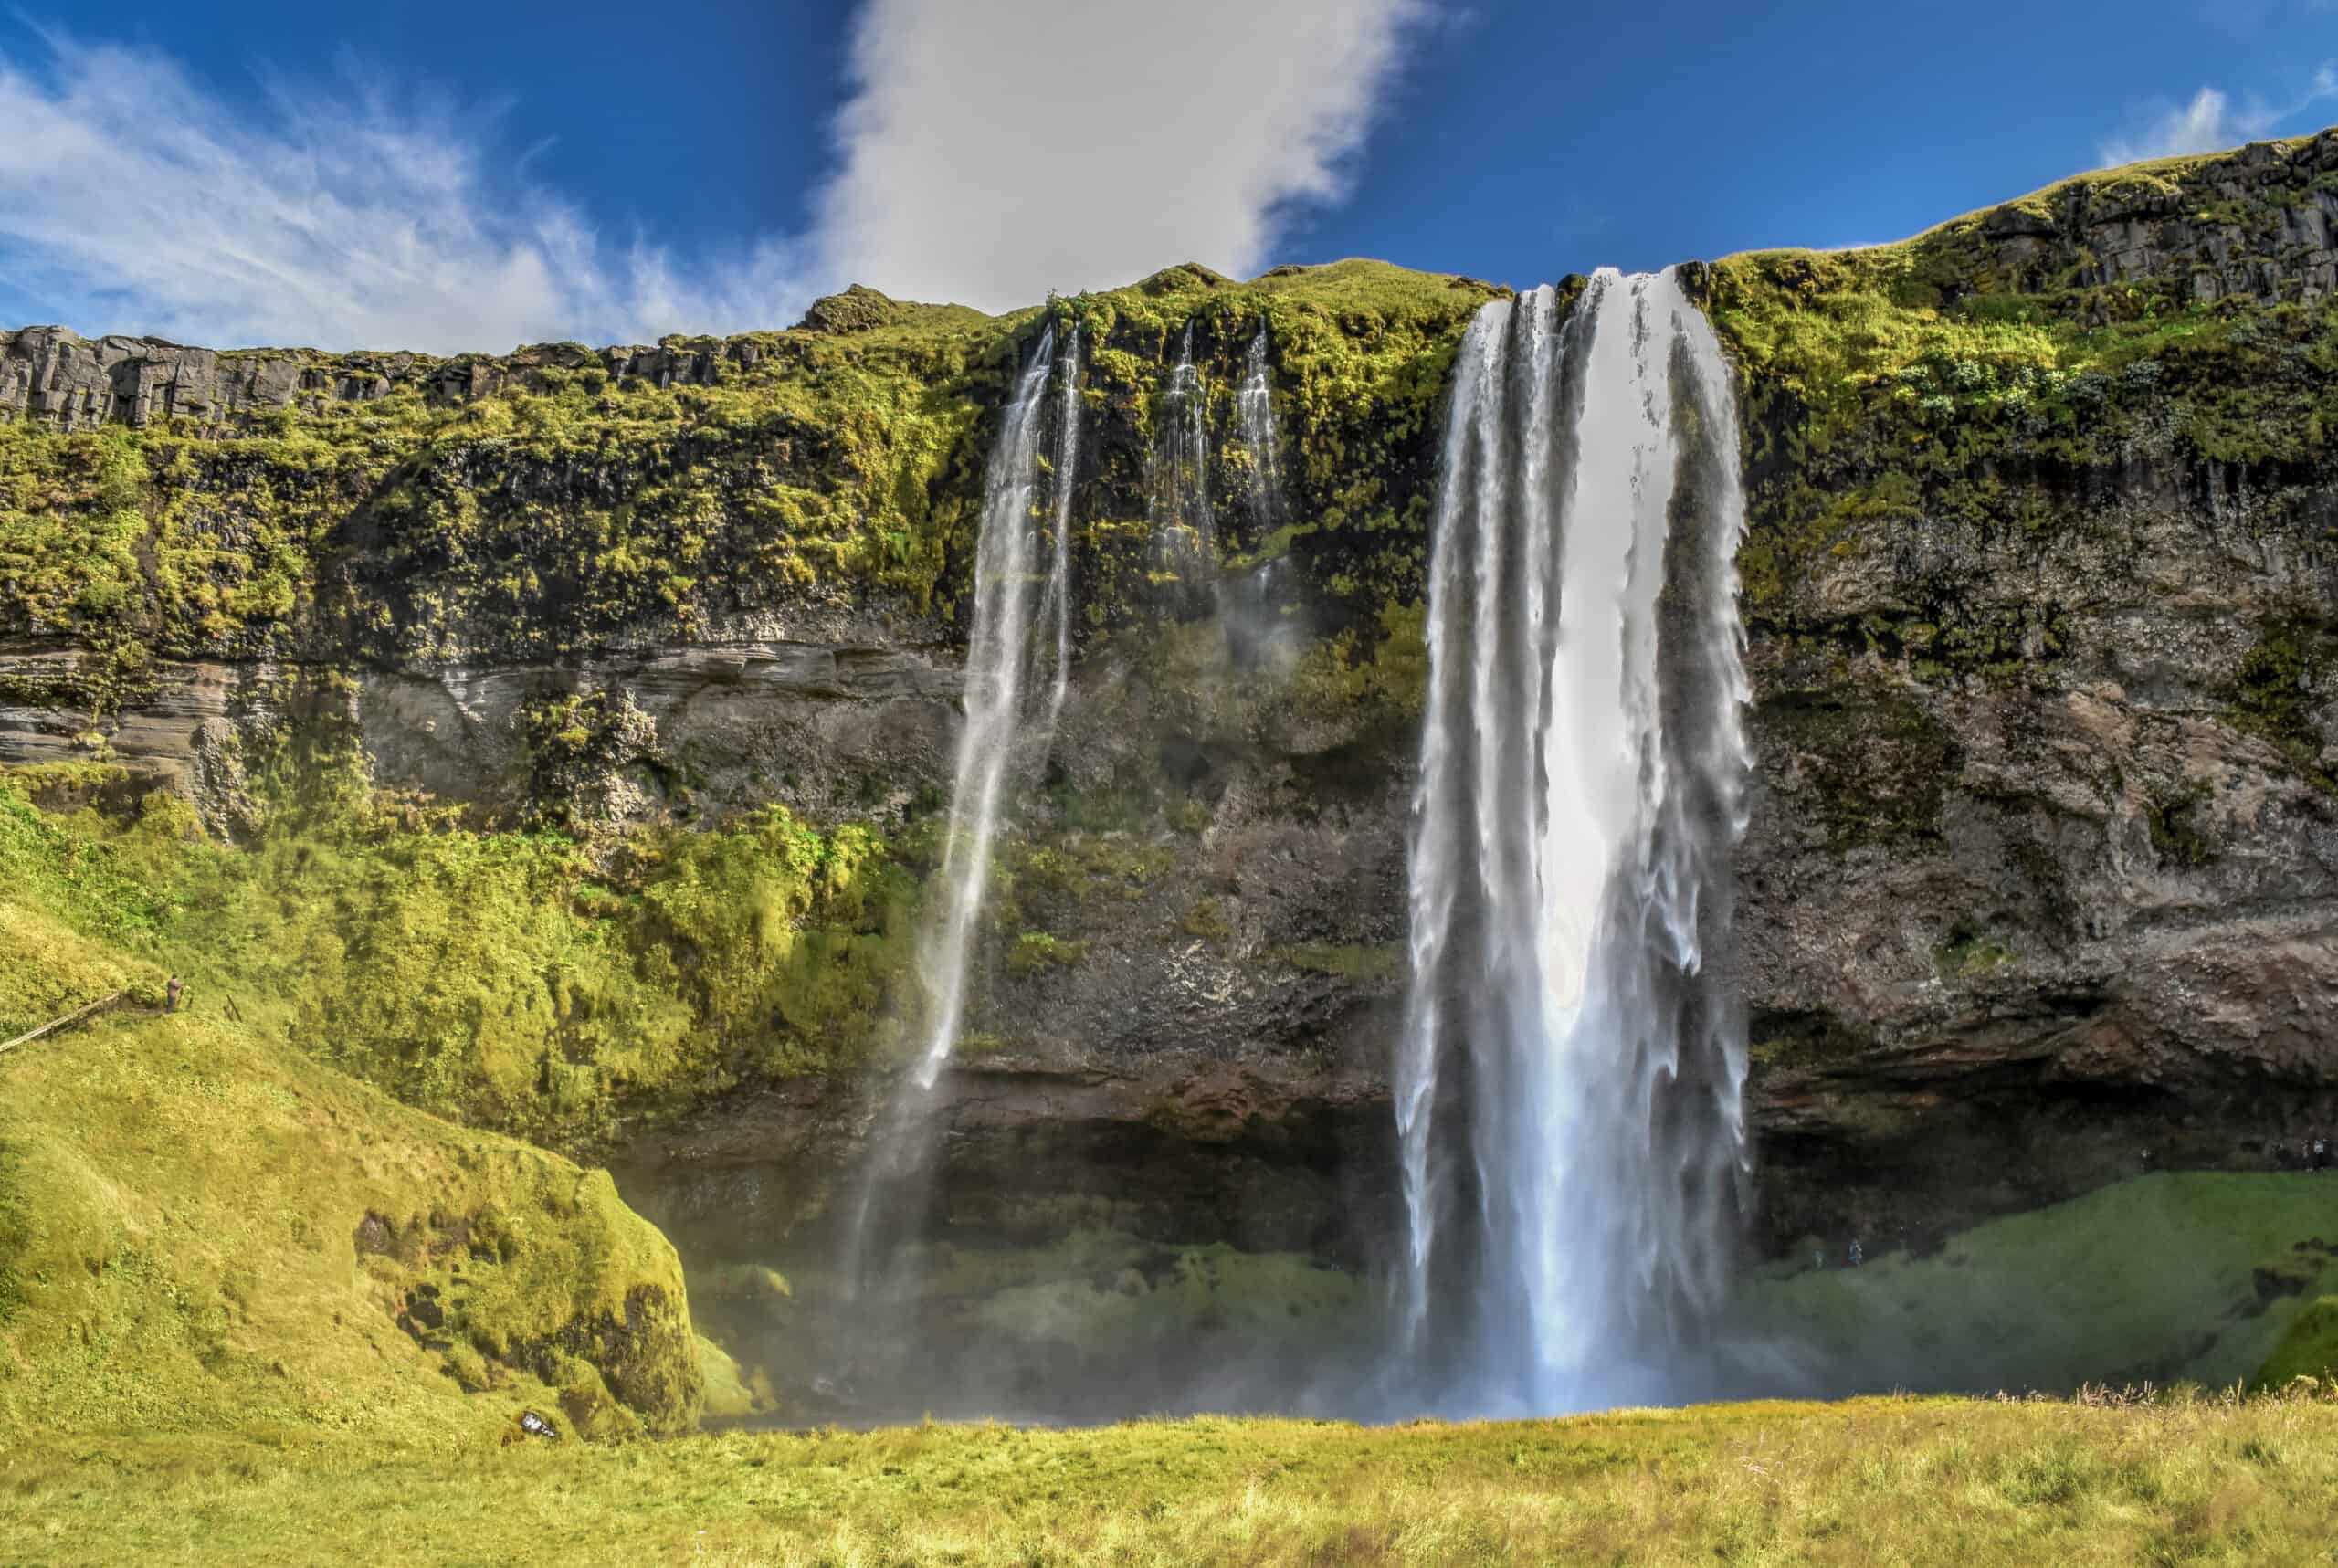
[0,35,806,353]
[2097,62,2338,166]
[811,0,1430,310]
[0,3,1433,351]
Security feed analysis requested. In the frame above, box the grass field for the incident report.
[1740,1173,2338,1394]
[7,1392,2338,1567]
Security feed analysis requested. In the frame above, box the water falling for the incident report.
[1395,268,1753,1414]
[1151,322,1216,594]
[910,324,1080,1089]
[835,325,1080,1334]
[1040,328,1084,734]
[1236,323,1284,532]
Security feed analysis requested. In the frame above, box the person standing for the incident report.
[165,975,183,1013]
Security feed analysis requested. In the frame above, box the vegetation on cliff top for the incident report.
[1704,131,2338,672]
[1,260,1491,708]
[11,1391,2338,1565]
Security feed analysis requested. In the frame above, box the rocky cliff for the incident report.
[5,134,2337,1404]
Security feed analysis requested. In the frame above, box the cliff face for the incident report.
[5,137,2338,1386]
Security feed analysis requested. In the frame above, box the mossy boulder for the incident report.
[795,284,910,335]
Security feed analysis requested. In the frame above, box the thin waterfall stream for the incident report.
[1152,322,1216,600]
[1237,322,1283,532]
[840,323,1081,1311]
[910,324,1080,1090]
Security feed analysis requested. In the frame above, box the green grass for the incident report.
[0,1001,699,1444]
[0,776,721,1444]
[1743,1173,2338,1393]
[5,1393,2338,1565]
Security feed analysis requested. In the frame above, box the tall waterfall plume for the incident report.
[1394,268,1753,1413]
[910,324,1082,1089]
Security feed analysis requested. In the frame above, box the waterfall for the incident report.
[1040,328,1084,734]
[1237,323,1284,532]
[1394,268,1752,1413]
[1151,322,1216,592]
[910,324,1079,1089]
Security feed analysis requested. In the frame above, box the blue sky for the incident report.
[1,1,2333,352]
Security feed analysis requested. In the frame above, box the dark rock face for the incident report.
[0,324,749,431]
[1,327,341,429]
[1963,137,2338,306]
[1738,449,2338,1249]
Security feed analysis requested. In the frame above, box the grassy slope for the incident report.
[6,1394,2338,1565]
[2257,1295,2338,1388]
[0,811,710,1442]
[1742,1173,2338,1393]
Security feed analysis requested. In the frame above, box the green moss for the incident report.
[1288,599,1427,723]
[2226,622,2337,792]
[2254,1296,2338,1389]
[694,1333,771,1420]
[1269,942,1402,984]
[0,1004,699,1441]
[1002,826,1180,912]
[690,1263,793,1306]
[1006,931,1089,975]
[1935,920,2016,977]
[0,776,918,1155]
[1179,896,1232,943]
[2146,780,2217,867]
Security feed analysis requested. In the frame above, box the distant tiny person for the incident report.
[1848,1237,1864,1268]
[164,974,182,1013]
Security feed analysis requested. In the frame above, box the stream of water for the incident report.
[1395,268,1754,1414]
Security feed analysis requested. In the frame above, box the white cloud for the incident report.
[0,34,807,353]
[2098,63,2338,166]
[0,4,1432,351]
[810,0,1429,310]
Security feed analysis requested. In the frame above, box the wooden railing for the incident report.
[0,989,129,1057]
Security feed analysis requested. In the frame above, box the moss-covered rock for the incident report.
[2254,1295,2338,1389]
[1,258,1493,693]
